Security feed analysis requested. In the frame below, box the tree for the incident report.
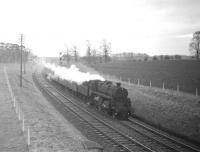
[86,40,92,63]
[0,42,28,63]
[174,55,182,60]
[23,48,30,63]
[66,47,71,64]
[164,55,170,60]
[91,48,97,64]
[153,56,158,61]
[189,31,200,60]
[159,55,164,60]
[72,45,79,62]
[59,52,62,64]
[144,56,148,61]
[63,44,71,65]
[100,39,111,63]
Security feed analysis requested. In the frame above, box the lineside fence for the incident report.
[101,73,199,97]
[4,66,31,151]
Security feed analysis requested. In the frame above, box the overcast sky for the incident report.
[0,0,199,57]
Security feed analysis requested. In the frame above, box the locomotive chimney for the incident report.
[116,82,121,87]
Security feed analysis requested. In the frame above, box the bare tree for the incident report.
[61,44,72,65]
[59,52,62,64]
[65,47,71,65]
[92,48,96,57]
[189,31,200,60]
[72,45,79,62]
[91,48,97,64]
[66,47,71,64]
[100,39,111,63]
[86,40,92,63]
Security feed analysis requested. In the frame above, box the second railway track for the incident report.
[33,71,200,152]
[120,118,200,152]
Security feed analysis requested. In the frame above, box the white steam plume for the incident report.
[43,62,104,84]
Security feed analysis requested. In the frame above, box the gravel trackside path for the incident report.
[0,65,27,152]
[3,63,92,152]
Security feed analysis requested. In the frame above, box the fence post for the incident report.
[137,79,140,86]
[119,76,122,82]
[162,82,165,89]
[27,126,30,146]
[22,113,25,132]
[14,97,16,107]
[150,80,151,88]
[196,88,198,97]
[16,102,18,114]
[10,91,13,101]
[18,106,21,120]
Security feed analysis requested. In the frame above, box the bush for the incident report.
[144,56,148,61]
[164,55,170,60]
[174,55,182,60]
[153,56,158,61]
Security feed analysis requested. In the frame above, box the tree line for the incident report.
[59,39,111,65]
[1,30,198,64]
[189,31,200,60]
[0,42,29,63]
[59,30,200,65]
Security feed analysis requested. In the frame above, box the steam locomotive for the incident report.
[43,68,132,119]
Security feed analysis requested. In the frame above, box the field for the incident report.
[90,60,200,144]
[92,60,200,95]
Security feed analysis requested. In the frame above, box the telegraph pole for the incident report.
[23,50,26,74]
[20,34,23,88]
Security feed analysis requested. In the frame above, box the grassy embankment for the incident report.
[4,63,87,151]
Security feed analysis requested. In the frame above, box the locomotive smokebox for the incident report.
[116,82,121,87]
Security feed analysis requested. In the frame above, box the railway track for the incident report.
[33,71,200,152]
[33,72,155,152]
[120,118,200,152]
[49,77,200,152]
